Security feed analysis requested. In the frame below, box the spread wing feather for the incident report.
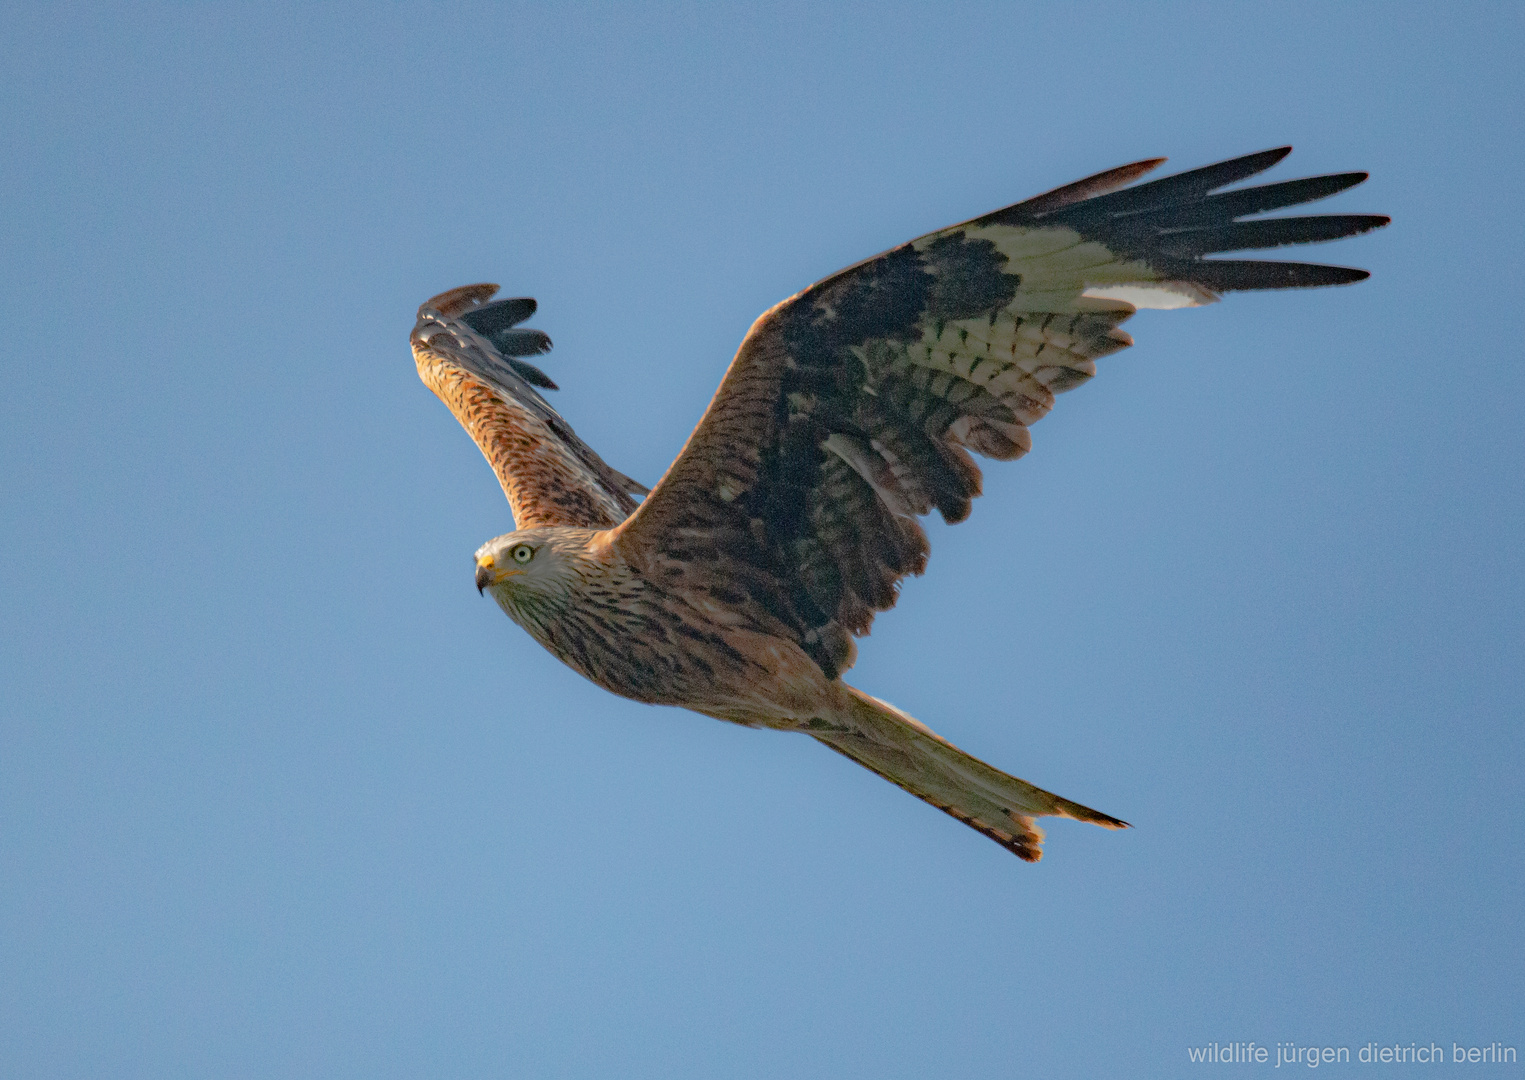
[412,284,647,529]
[613,148,1387,677]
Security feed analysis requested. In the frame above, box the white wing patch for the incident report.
[1082,282,1219,309]
[917,223,1221,311]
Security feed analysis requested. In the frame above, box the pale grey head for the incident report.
[473,527,600,624]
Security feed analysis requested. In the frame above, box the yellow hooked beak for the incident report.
[475,554,522,594]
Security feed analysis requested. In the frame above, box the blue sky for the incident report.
[2,2,1521,1077]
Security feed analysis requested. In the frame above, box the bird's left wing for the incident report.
[412,284,648,529]
[612,148,1387,677]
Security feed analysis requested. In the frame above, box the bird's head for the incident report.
[473,528,593,616]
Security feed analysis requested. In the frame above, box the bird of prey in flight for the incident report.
[411,147,1386,861]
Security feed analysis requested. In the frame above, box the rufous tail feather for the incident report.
[808,684,1128,861]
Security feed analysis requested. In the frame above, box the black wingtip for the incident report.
[992,149,1386,292]
[490,327,553,357]
[1007,156,1169,217]
[1159,213,1391,258]
[507,357,559,390]
[1188,260,1374,290]
[460,297,538,336]
[1220,146,1294,176]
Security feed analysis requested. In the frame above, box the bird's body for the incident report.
[472,522,1118,858]
[475,526,832,727]
[413,148,1387,861]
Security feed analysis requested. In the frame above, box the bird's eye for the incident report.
[511,545,534,564]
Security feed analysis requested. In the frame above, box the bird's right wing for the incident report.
[612,148,1387,677]
[412,284,648,529]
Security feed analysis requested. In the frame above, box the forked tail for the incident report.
[809,684,1128,861]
